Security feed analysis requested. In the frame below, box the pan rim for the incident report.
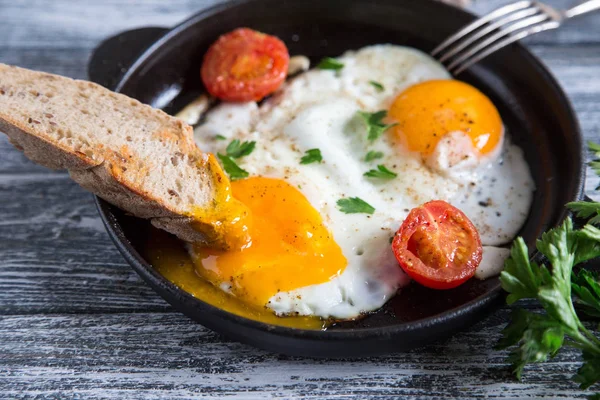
[97,0,586,342]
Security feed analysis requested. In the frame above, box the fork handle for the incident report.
[565,0,600,19]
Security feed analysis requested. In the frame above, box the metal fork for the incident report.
[432,0,600,75]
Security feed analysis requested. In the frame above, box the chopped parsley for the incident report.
[300,148,323,164]
[317,57,344,71]
[364,164,397,180]
[215,134,226,141]
[369,80,385,92]
[217,153,249,181]
[357,110,398,142]
[337,197,375,214]
[364,151,384,162]
[225,139,256,159]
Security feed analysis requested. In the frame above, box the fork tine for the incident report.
[438,7,541,63]
[446,14,551,71]
[431,0,533,56]
[451,20,560,75]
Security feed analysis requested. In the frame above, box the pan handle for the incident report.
[88,27,168,90]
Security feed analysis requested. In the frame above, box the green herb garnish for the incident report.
[497,142,600,393]
[337,197,375,214]
[365,151,384,162]
[369,80,384,92]
[357,110,398,142]
[364,165,397,180]
[217,153,249,181]
[215,134,226,141]
[317,57,344,71]
[572,268,600,319]
[498,220,600,388]
[568,201,600,225]
[588,141,600,188]
[300,148,323,165]
[225,139,256,159]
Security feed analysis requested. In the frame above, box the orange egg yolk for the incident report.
[190,176,347,310]
[389,80,503,155]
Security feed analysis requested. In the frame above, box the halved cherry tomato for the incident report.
[392,200,482,290]
[201,28,289,102]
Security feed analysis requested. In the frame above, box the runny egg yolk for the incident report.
[389,80,503,156]
[191,176,347,310]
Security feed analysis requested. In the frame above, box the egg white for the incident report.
[193,45,534,319]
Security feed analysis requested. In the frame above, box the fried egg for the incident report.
[192,45,534,319]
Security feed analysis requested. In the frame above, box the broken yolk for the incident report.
[389,80,503,155]
[190,176,347,310]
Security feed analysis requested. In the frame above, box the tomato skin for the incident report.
[201,28,289,102]
[392,200,482,290]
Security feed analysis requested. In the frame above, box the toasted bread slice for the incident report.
[0,63,245,249]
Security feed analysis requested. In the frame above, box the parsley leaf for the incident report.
[215,134,226,141]
[226,139,256,159]
[573,269,600,318]
[364,164,397,180]
[217,153,249,181]
[369,80,384,92]
[590,141,600,155]
[357,110,398,142]
[364,151,384,162]
[317,57,344,71]
[588,141,600,188]
[496,309,565,380]
[300,148,323,164]
[499,218,600,389]
[337,197,375,214]
[500,142,600,392]
[568,201,600,225]
[576,352,600,390]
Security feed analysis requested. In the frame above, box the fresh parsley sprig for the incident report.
[572,268,600,318]
[498,219,600,387]
[218,139,255,180]
[364,164,397,180]
[300,148,323,165]
[369,81,384,92]
[357,110,398,142]
[217,153,249,180]
[498,142,600,392]
[317,57,344,71]
[589,141,600,184]
[226,139,256,159]
[568,201,600,225]
[365,151,384,162]
[337,197,375,214]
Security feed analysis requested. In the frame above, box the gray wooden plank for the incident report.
[0,48,90,78]
[0,0,599,397]
[0,175,170,314]
[0,0,597,51]
[0,0,226,49]
[0,310,590,399]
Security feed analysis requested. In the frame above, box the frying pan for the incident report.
[88,0,585,357]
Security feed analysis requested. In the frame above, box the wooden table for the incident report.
[2,0,600,398]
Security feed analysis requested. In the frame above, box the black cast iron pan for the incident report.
[88,0,585,357]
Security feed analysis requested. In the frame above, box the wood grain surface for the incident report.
[1,0,600,398]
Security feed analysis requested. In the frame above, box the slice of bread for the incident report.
[0,63,241,249]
